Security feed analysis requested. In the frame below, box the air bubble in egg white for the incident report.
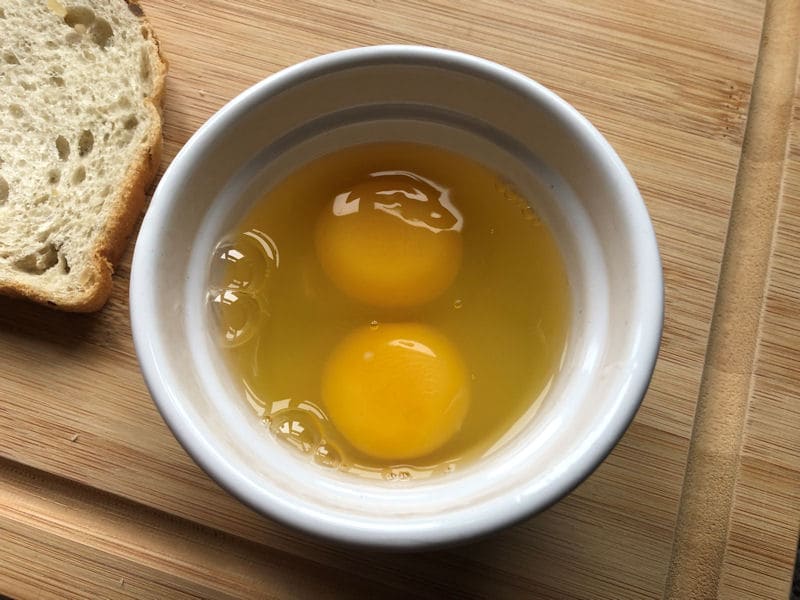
[209,288,264,347]
[313,443,341,469]
[382,468,412,481]
[209,229,279,293]
[270,408,321,454]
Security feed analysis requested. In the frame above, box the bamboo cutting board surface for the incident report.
[1,1,799,598]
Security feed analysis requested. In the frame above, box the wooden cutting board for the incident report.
[1,1,798,598]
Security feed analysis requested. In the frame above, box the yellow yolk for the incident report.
[321,323,470,461]
[315,171,463,308]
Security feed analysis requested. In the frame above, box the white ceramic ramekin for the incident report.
[130,45,663,550]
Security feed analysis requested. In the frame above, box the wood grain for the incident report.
[0,458,391,599]
[717,41,800,600]
[665,1,800,597]
[1,1,797,598]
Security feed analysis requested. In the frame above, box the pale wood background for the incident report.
[1,1,798,599]
[717,46,800,600]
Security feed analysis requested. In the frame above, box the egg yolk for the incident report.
[321,323,470,461]
[315,170,463,308]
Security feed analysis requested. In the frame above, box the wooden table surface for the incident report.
[1,1,799,598]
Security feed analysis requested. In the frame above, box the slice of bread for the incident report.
[0,0,166,311]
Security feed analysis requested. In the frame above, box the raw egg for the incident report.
[315,170,463,308]
[211,142,571,479]
[321,322,470,461]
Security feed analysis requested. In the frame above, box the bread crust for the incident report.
[0,0,167,312]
